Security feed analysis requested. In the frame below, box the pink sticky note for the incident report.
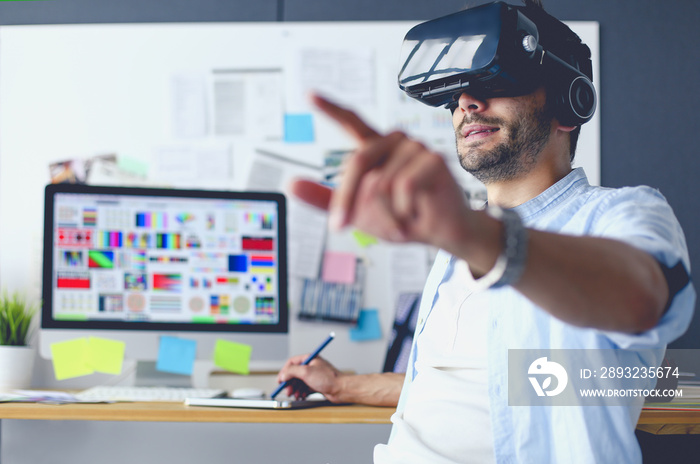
[322,251,357,284]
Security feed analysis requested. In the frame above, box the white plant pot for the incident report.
[0,345,36,389]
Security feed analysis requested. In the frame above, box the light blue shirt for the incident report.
[392,168,696,463]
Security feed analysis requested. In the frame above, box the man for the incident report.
[278,1,695,462]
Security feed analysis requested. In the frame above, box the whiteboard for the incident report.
[0,21,599,373]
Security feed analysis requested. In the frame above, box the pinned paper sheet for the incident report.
[284,113,315,143]
[51,338,94,380]
[156,336,197,376]
[213,339,252,375]
[87,336,125,375]
[50,336,126,380]
[352,229,378,248]
[349,309,382,342]
[321,251,357,284]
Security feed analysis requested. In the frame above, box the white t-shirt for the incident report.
[374,259,495,463]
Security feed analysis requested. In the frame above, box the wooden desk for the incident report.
[1,401,698,432]
[0,402,697,464]
[0,402,394,464]
[637,408,700,435]
[0,401,393,424]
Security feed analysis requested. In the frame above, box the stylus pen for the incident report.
[270,331,336,399]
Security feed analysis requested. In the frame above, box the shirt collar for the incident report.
[510,167,590,221]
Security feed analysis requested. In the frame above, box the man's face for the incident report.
[452,89,553,184]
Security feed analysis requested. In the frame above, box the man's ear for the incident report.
[556,124,577,133]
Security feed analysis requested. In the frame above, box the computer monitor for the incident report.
[40,183,289,383]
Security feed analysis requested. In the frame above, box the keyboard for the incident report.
[74,386,227,403]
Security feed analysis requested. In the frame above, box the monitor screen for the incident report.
[40,183,288,367]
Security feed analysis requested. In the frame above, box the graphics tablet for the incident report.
[184,397,332,409]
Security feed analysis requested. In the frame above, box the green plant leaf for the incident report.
[0,290,38,346]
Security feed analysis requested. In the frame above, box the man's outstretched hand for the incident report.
[290,93,475,252]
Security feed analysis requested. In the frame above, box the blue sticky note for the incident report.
[284,113,315,143]
[349,308,382,342]
[156,336,197,375]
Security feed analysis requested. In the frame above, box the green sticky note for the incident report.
[117,155,149,177]
[50,338,94,380]
[352,229,378,248]
[87,336,125,375]
[213,339,252,375]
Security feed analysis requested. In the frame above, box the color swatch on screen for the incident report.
[251,275,273,292]
[125,232,137,248]
[185,234,202,248]
[152,273,182,292]
[82,208,97,227]
[136,212,167,229]
[88,250,115,269]
[175,212,195,225]
[216,276,240,286]
[241,236,273,251]
[156,233,181,249]
[57,228,93,247]
[149,256,187,264]
[98,294,124,312]
[210,295,230,315]
[57,271,91,289]
[250,255,275,274]
[244,212,274,230]
[96,231,123,248]
[255,296,275,316]
[61,250,83,267]
[132,250,147,271]
[228,254,247,272]
[150,295,181,312]
[124,273,147,291]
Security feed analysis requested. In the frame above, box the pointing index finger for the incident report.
[311,93,379,142]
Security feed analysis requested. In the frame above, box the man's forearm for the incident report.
[333,372,405,407]
[513,231,669,333]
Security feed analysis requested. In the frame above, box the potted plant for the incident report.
[0,291,39,389]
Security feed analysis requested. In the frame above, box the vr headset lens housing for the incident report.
[398,2,596,126]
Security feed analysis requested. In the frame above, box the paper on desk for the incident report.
[0,390,113,404]
[213,339,252,375]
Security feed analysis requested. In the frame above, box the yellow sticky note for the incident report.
[213,339,252,375]
[87,336,125,375]
[50,338,94,380]
[352,229,378,248]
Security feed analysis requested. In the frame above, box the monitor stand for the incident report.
[133,360,215,389]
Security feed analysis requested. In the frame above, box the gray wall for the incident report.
[1,0,699,348]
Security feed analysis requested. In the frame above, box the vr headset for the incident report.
[398,2,596,126]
